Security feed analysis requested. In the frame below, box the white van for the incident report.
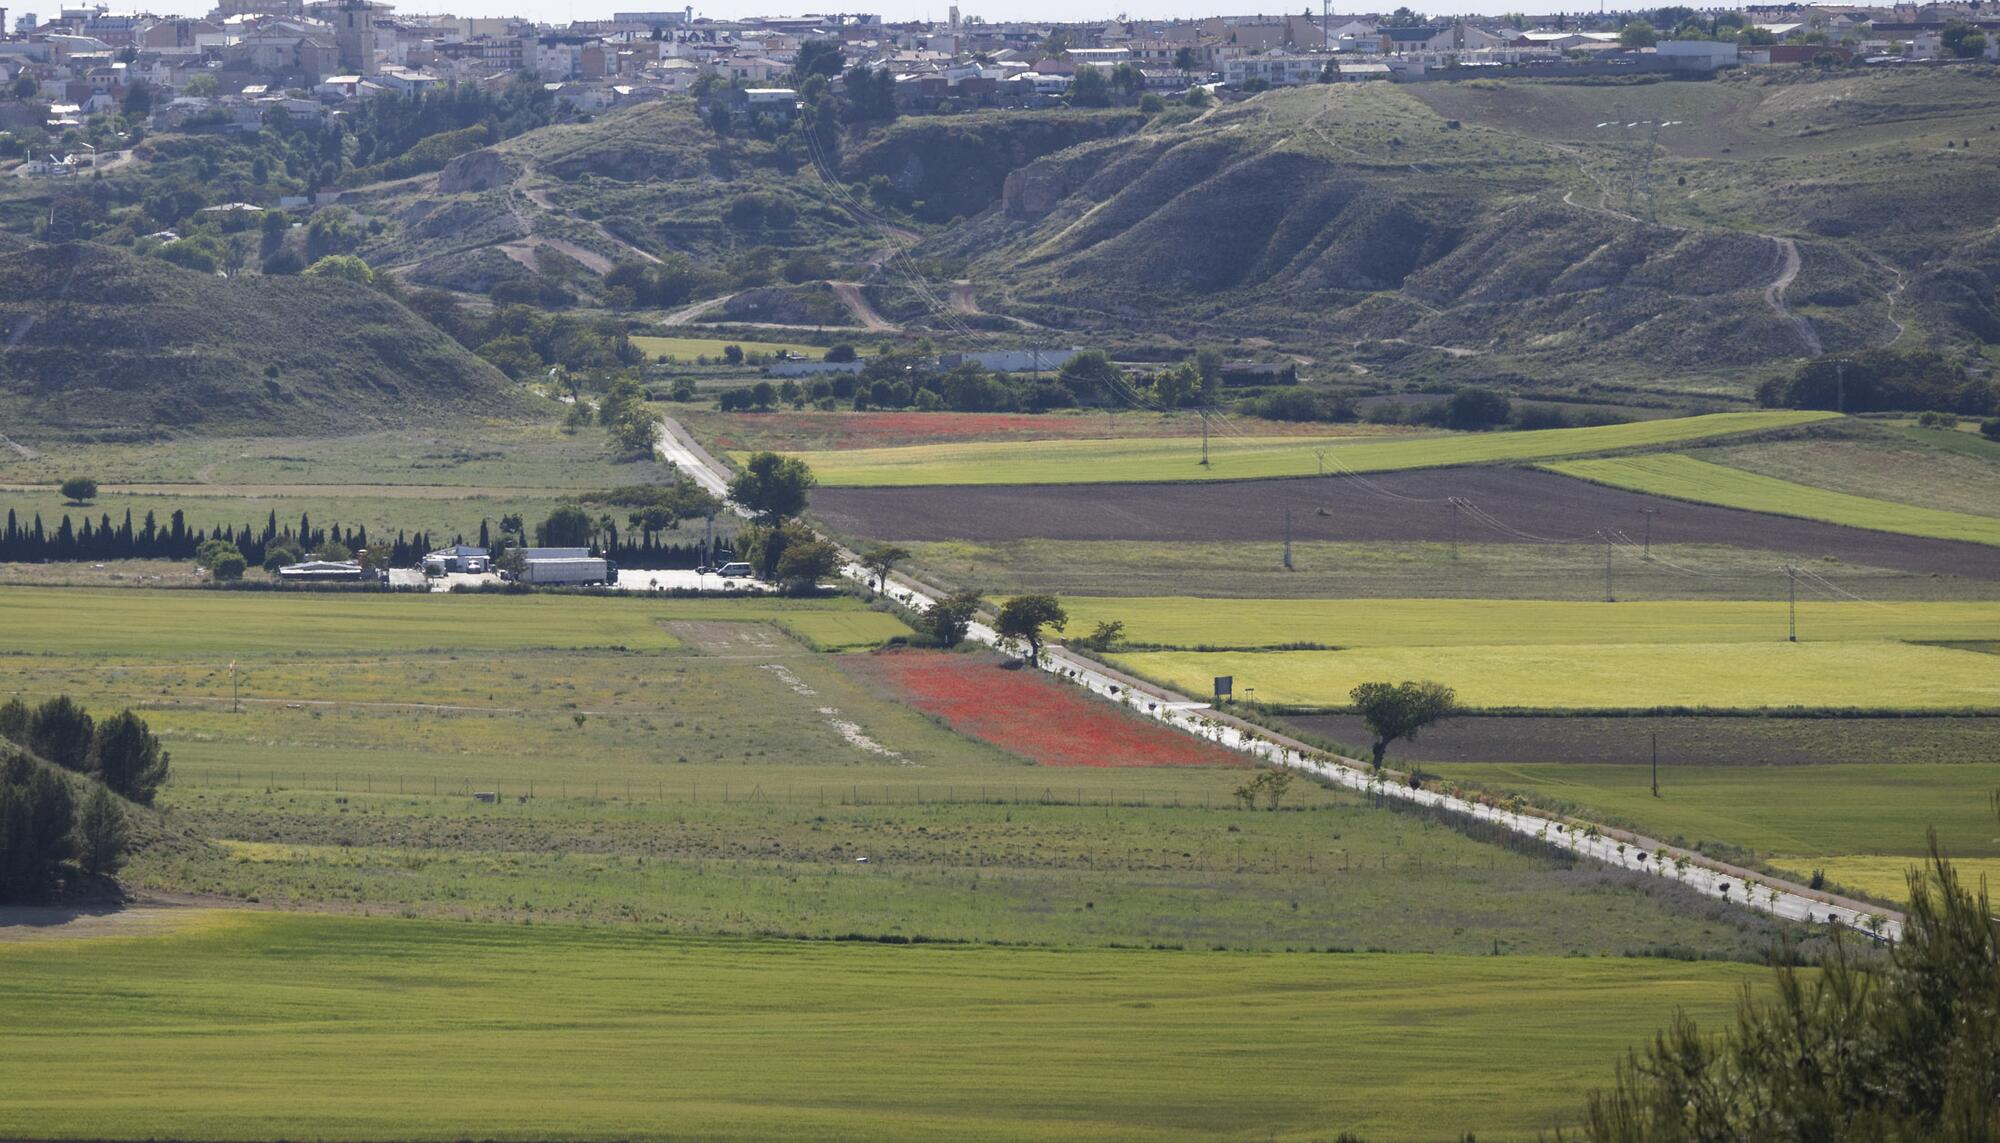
[714,562,754,579]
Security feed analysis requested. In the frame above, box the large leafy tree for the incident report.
[1348,680,1456,768]
[996,595,1067,662]
[728,452,816,523]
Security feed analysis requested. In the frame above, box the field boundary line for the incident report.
[656,414,1906,944]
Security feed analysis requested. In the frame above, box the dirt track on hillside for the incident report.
[812,467,2000,579]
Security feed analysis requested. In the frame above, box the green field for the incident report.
[1429,761,2000,872]
[1056,597,2000,650]
[0,911,1764,1143]
[896,539,2000,602]
[0,421,678,543]
[784,412,1838,487]
[1810,855,2000,903]
[3,585,1820,956]
[0,587,910,655]
[1546,454,2000,547]
[1111,642,2000,711]
[631,334,823,360]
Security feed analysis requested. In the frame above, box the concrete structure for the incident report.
[1655,39,1740,69]
[277,559,375,583]
[422,544,490,575]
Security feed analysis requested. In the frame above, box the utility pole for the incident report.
[1315,448,1326,477]
[1650,732,1659,798]
[1639,507,1658,558]
[1834,358,1847,415]
[1283,507,1293,571]
[231,660,239,715]
[1199,409,1210,467]
[1786,565,1798,642]
[1602,533,1614,602]
[1448,497,1462,560]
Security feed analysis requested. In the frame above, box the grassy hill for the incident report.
[0,243,540,439]
[920,73,1997,397]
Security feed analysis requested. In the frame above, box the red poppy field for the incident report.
[846,650,1245,768]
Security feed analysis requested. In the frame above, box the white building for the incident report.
[1223,51,1326,86]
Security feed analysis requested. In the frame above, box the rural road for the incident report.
[652,415,1905,943]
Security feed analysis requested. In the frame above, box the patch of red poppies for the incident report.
[848,651,1243,768]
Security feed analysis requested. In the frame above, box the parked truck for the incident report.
[519,557,616,586]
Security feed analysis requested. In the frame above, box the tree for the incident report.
[996,594,1067,662]
[1943,19,1989,58]
[0,697,26,744]
[824,343,857,363]
[183,72,217,98]
[58,477,97,505]
[120,81,151,118]
[1349,680,1456,768]
[1153,361,1197,408]
[1443,386,1512,430]
[302,254,374,284]
[861,544,909,595]
[0,752,74,902]
[1619,20,1658,47]
[536,505,594,548]
[775,534,839,593]
[28,696,93,772]
[1982,419,2000,442]
[793,38,845,82]
[1584,829,2000,1141]
[1072,619,1125,651]
[1069,65,1111,108]
[75,784,129,876]
[1058,350,1124,404]
[89,710,169,804]
[196,537,245,580]
[728,452,816,523]
[1194,347,1224,402]
[1175,45,1201,71]
[722,344,745,365]
[926,590,982,648]
[1234,768,1293,810]
[1111,61,1147,97]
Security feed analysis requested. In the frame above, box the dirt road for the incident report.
[1763,236,1823,356]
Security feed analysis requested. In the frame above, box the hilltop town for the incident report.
[6,0,1996,174]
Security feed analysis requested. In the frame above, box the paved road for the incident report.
[656,415,1905,943]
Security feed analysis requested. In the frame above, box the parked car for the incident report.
[714,562,754,579]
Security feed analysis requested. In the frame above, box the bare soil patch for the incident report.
[0,893,231,943]
[813,467,2000,579]
[664,620,805,657]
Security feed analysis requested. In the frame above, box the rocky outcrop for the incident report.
[437,150,514,194]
